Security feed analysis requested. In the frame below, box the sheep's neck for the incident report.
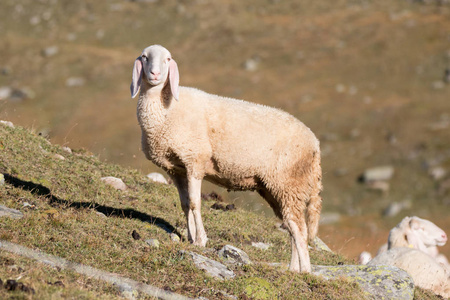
[137,84,169,134]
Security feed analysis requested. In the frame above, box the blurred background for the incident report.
[1,0,449,262]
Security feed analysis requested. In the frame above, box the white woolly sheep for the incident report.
[130,45,323,273]
[367,216,450,297]
[359,216,448,265]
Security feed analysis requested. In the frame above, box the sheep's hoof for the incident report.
[193,237,208,247]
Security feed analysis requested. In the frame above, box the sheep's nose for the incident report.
[151,71,160,77]
[443,233,448,241]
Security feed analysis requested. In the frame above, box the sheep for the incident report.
[367,216,450,297]
[359,216,448,265]
[130,45,323,273]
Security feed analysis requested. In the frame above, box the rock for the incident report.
[180,251,235,280]
[146,172,168,184]
[365,180,390,193]
[383,200,411,217]
[319,212,341,225]
[170,233,180,242]
[218,245,252,266]
[53,153,65,160]
[0,174,4,185]
[42,46,59,57]
[360,166,394,182]
[429,166,446,181]
[0,120,14,128]
[312,265,414,300]
[432,81,445,90]
[311,237,333,253]
[62,146,72,154]
[243,56,260,72]
[358,251,372,265]
[95,211,107,218]
[65,77,86,87]
[0,205,24,219]
[145,239,160,248]
[251,242,271,251]
[100,177,127,191]
[0,86,12,99]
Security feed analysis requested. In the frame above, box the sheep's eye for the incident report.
[141,56,148,62]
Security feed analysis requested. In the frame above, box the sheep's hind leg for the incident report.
[171,175,196,242]
[188,177,208,246]
[287,219,311,273]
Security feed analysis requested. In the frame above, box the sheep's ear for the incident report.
[130,56,143,99]
[169,58,179,101]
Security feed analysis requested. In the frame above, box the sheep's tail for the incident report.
[306,149,323,243]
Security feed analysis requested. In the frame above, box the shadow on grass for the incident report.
[3,173,178,235]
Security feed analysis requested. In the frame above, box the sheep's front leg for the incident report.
[171,175,196,242]
[188,177,208,246]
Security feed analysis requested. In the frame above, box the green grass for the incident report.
[0,123,369,299]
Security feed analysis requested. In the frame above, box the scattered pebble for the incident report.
[170,233,180,242]
[0,120,14,128]
[429,166,446,181]
[100,176,127,191]
[42,46,59,57]
[65,77,86,87]
[53,153,65,160]
[62,146,72,154]
[0,205,24,219]
[251,242,271,250]
[145,239,160,248]
[146,172,168,184]
[0,174,4,185]
[360,166,394,182]
[218,245,252,266]
[0,86,12,99]
[243,56,260,72]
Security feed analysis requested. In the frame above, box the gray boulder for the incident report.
[0,205,24,219]
[218,245,252,266]
[312,264,414,300]
[180,251,235,280]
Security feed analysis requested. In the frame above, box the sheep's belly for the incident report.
[204,173,260,191]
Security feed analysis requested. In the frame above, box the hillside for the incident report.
[0,0,449,263]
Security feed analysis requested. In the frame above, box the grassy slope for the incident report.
[0,124,374,299]
[0,0,449,268]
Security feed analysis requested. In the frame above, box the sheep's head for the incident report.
[130,45,179,100]
[409,216,447,247]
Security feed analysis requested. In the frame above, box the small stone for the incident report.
[66,77,86,87]
[429,166,446,181]
[365,180,390,193]
[170,233,180,242]
[145,239,160,248]
[0,174,4,185]
[243,56,260,72]
[95,211,107,218]
[53,153,65,160]
[218,245,252,266]
[0,86,12,99]
[335,84,346,93]
[432,81,445,90]
[251,242,271,250]
[319,212,341,225]
[62,146,72,154]
[146,172,168,184]
[30,15,41,25]
[360,166,394,182]
[100,177,127,191]
[42,46,59,57]
[383,200,411,217]
[0,120,14,128]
